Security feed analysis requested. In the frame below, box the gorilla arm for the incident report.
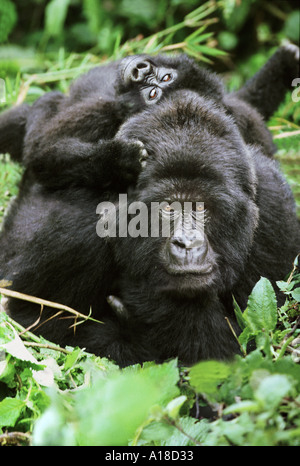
[232,44,300,120]
[0,104,30,163]
[23,96,145,190]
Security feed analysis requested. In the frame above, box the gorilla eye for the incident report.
[163,204,174,212]
[149,88,158,100]
[161,203,176,215]
[162,74,172,82]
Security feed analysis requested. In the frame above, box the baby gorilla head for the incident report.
[113,90,259,296]
[118,54,224,107]
[120,55,178,105]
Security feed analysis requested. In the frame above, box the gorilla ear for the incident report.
[0,104,30,163]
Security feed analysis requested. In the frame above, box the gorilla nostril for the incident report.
[122,57,151,84]
[172,238,186,249]
[131,61,151,82]
[171,234,205,250]
[137,62,149,69]
[132,68,139,80]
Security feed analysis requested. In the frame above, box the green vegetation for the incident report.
[0,0,299,446]
[0,271,299,446]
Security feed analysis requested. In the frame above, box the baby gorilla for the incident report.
[0,44,298,191]
[2,90,299,367]
[0,54,225,191]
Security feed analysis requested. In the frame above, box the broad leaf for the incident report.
[244,277,277,333]
[0,398,25,428]
[254,374,293,410]
[189,360,231,394]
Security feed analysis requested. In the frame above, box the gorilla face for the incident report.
[118,54,224,108]
[158,200,213,275]
[113,90,259,297]
[134,194,219,295]
[120,55,178,105]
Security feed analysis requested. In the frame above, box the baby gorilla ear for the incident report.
[121,56,152,85]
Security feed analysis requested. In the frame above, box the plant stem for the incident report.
[23,341,71,354]
[164,416,202,446]
[225,316,247,356]
[0,431,31,446]
[276,335,295,360]
[0,287,102,325]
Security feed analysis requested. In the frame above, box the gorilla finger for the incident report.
[107,295,129,318]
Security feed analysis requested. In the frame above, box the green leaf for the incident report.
[189,360,231,394]
[120,0,159,24]
[254,374,293,411]
[244,277,277,333]
[45,0,71,37]
[0,0,17,43]
[33,359,180,446]
[283,10,300,42]
[233,294,246,329]
[76,362,179,446]
[217,31,238,51]
[82,0,104,35]
[223,0,252,32]
[32,392,76,446]
[223,400,260,414]
[291,287,300,301]
[137,421,175,444]
[255,332,272,358]
[238,326,253,351]
[1,323,44,370]
[187,32,214,45]
[186,4,217,23]
[0,398,25,427]
[0,355,15,386]
[165,395,187,420]
[162,417,209,446]
[197,45,227,57]
[63,347,82,371]
[276,280,294,293]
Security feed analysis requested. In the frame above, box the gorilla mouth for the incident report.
[157,265,217,297]
[165,263,213,275]
[162,239,214,276]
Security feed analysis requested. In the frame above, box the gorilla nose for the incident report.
[169,233,207,261]
[171,231,205,250]
[172,237,202,250]
[122,57,152,84]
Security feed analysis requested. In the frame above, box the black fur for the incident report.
[0,103,30,162]
[1,90,299,367]
[234,43,300,120]
[109,90,300,365]
[0,46,299,366]
[0,44,298,175]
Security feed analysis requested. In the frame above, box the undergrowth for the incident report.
[0,267,299,446]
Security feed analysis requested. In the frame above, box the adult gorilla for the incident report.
[1,90,299,366]
[109,90,300,365]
